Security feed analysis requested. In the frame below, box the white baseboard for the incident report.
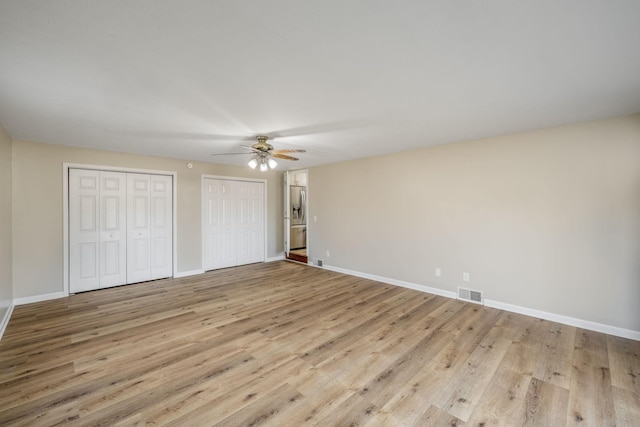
[266,255,285,262]
[174,269,205,278]
[484,299,640,341]
[323,263,639,341]
[323,264,457,299]
[14,292,66,306]
[0,303,15,341]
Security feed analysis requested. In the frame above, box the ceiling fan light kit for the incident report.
[212,135,306,171]
[248,154,278,171]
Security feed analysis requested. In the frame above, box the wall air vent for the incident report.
[317,259,323,267]
[458,286,484,305]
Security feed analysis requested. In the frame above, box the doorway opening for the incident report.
[285,170,308,264]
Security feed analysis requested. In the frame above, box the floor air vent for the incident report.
[458,287,484,305]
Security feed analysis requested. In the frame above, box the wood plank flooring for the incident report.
[1,261,638,426]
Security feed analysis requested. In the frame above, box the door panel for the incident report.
[237,181,264,265]
[79,242,98,278]
[150,175,173,279]
[99,171,126,288]
[153,198,166,226]
[152,237,168,268]
[80,196,97,231]
[206,233,220,268]
[219,181,237,268]
[70,169,100,293]
[203,179,223,270]
[127,174,151,283]
[133,197,148,228]
[237,228,250,262]
[103,197,119,230]
[102,241,120,275]
[133,238,149,269]
[203,179,237,270]
[234,181,251,266]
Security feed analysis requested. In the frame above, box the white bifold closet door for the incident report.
[69,169,172,294]
[203,178,264,271]
[127,173,173,283]
[203,179,237,270]
[236,180,265,265]
[69,169,127,292]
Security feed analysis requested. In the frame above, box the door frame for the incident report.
[201,174,268,271]
[284,169,310,264]
[63,163,178,296]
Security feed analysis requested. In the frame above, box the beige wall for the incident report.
[11,140,284,299]
[309,115,640,332]
[0,125,12,319]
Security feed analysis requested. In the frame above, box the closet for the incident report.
[69,169,173,293]
[202,178,265,271]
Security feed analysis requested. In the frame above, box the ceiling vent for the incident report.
[458,287,484,305]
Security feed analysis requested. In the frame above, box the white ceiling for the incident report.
[1,1,639,169]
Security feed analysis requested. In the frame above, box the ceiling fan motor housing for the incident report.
[254,136,274,152]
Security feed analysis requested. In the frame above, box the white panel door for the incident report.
[249,182,265,263]
[219,181,237,268]
[236,182,251,265]
[150,175,173,279]
[70,169,173,293]
[70,169,101,293]
[70,169,127,292]
[99,171,127,288]
[127,173,151,283]
[203,179,237,270]
[237,181,264,265]
[203,178,222,270]
[203,178,264,271]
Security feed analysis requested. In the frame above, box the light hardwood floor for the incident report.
[1,261,638,426]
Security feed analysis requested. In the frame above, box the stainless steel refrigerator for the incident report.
[289,185,306,249]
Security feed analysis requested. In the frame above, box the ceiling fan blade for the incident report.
[211,152,251,156]
[271,149,306,154]
[240,145,261,152]
[272,153,299,161]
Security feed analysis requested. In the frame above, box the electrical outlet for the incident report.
[463,272,470,282]
[326,250,330,257]
[435,268,441,277]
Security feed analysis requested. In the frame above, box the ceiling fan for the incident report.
[212,135,306,171]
